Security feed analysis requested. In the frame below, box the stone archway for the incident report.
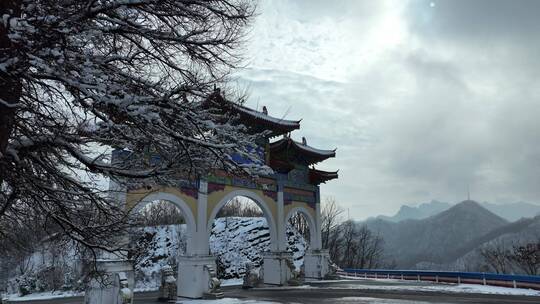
[207,189,278,252]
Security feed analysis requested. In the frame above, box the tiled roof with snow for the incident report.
[231,103,301,128]
[309,168,339,184]
[270,137,336,159]
[204,90,300,136]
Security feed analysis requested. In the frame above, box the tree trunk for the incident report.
[0,0,22,184]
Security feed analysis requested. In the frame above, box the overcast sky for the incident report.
[234,0,540,219]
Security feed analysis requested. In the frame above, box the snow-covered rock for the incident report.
[131,224,187,290]
[209,217,307,279]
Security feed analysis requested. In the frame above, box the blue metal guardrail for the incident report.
[341,269,540,288]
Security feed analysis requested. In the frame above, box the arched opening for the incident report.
[207,192,277,282]
[207,190,278,251]
[136,200,185,227]
[285,208,317,273]
[128,192,196,290]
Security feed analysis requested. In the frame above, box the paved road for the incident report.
[5,280,539,304]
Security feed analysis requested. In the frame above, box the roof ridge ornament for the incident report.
[302,137,307,145]
[262,106,268,115]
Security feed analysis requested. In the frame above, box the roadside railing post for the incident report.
[457,276,461,284]
[401,273,404,280]
[417,274,420,282]
[513,280,517,289]
[436,275,439,283]
[482,273,486,286]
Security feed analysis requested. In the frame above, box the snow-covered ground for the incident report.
[323,297,449,304]
[3,278,539,302]
[177,299,280,304]
[335,276,540,297]
[2,291,83,302]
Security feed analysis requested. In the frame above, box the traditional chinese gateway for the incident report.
[109,90,338,299]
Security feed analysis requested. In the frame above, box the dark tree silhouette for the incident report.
[0,0,259,256]
[510,241,540,275]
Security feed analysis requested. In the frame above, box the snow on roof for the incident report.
[291,139,336,156]
[270,137,336,157]
[231,103,301,128]
[309,168,339,175]
[309,167,339,184]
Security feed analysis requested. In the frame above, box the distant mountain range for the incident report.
[374,200,540,223]
[363,200,540,270]
[365,200,509,268]
[375,200,451,222]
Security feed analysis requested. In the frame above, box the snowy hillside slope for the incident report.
[210,217,307,279]
[132,224,187,290]
[5,242,82,295]
[131,217,306,289]
[6,217,308,295]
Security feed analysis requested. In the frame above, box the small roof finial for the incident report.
[302,137,307,145]
[467,184,471,201]
[262,106,268,115]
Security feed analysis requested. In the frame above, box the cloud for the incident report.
[407,0,540,44]
[241,0,540,218]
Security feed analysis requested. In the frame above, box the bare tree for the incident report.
[510,241,540,275]
[339,220,357,268]
[136,200,185,227]
[479,240,511,274]
[216,197,263,218]
[325,217,386,269]
[321,197,344,250]
[0,1,262,257]
[353,225,384,269]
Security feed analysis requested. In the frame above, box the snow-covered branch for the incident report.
[0,0,259,259]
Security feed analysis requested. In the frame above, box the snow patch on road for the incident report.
[177,298,281,304]
[337,277,540,296]
[221,278,243,287]
[334,297,451,304]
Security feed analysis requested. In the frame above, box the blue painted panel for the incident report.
[231,145,265,166]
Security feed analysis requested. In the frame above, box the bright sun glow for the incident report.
[369,7,407,51]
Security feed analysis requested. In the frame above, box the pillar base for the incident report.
[262,251,293,285]
[177,255,218,299]
[84,258,134,304]
[304,249,330,279]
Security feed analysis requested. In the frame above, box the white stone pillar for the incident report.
[313,186,322,250]
[177,255,217,299]
[176,179,218,299]
[304,249,330,279]
[262,251,293,285]
[277,183,286,251]
[261,183,294,285]
[194,179,209,255]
